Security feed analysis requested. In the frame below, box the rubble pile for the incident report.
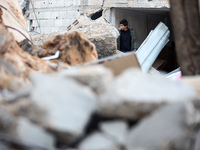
[42,31,98,66]
[69,16,119,59]
[0,66,200,150]
[32,16,119,59]
[1,1,200,150]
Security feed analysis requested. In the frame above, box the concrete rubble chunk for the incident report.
[79,132,120,150]
[99,120,128,145]
[98,68,198,120]
[60,65,114,94]
[43,31,98,66]
[27,73,97,144]
[194,129,200,150]
[0,107,17,134]
[69,16,119,59]
[126,102,198,150]
[16,117,55,149]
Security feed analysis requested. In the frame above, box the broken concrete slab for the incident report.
[69,16,119,59]
[79,132,120,150]
[126,102,198,150]
[16,117,55,149]
[99,120,128,146]
[43,31,98,66]
[25,73,98,144]
[98,68,198,120]
[60,65,114,94]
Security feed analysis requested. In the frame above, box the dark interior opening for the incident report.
[90,10,103,20]
[111,8,179,73]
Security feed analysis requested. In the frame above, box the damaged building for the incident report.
[22,0,177,72]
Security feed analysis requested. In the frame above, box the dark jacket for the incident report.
[119,28,132,52]
[117,27,137,52]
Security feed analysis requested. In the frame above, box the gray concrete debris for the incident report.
[79,132,120,150]
[99,120,128,146]
[98,68,198,120]
[0,107,17,134]
[126,102,197,150]
[16,117,55,149]
[29,73,97,144]
[60,65,114,94]
[69,16,119,59]
[194,129,200,150]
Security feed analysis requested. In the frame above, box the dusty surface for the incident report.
[0,23,51,90]
[43,31,98,66]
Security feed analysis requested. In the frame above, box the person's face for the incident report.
[120,24,127,31]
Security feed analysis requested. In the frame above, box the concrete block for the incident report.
[58,11,68,19]
[41,0,49,8]
[73,0,81,5]
[46,20,55,27]
[88,0,103,5]
[62,19,72,27]
[55,19,63,27]
[43,11,52,19]
[68,11,79,19]
[48,0,57,8]
[64,0,73,6]
[39,20,47,27]
[59,26,67,31]
[56,0,64,7]
[52,11,59,19]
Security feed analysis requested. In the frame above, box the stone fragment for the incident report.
[16,117,55,149]
[0,107,16,134]
[79,132,120,150]
[27,73,97,144]
[99,120,128,146]
[69,16,119,59]
[60,65,113,94]
[194,130,200,150]
[126,102,197,150]
[43,31,98,66]
[98,69,198,120]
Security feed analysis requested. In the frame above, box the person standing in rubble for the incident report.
[118,19,136,52]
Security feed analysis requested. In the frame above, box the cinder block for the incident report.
[67,11,79,19]
[64,0,73,6]
[46,20,55,27]
[62,19,72,27]
[48,0,57,8]
[41,0,49,8]
[51,11,59,19]
[55,19,63,27]
[39,20,47,27]
[36,11,44,19]
[73,0,81,5]
[56,0,64,7]
[58,11,68,19]
[43,11,52,19]
[88,0,103,5]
